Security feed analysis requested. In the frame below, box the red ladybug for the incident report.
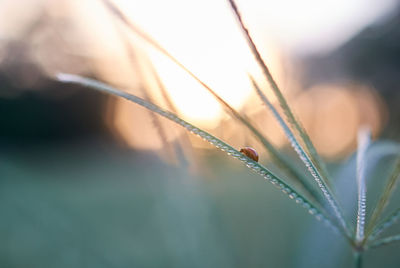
[240,147,259,162]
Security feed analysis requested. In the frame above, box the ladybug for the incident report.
[240,147,259,162]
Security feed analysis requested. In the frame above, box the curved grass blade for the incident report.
[227,0,333,190]
[147,58,197,167]
[249,78,323,203]
[366,157,400,242]
[100,0,323,206]
[57,73,348,239]
[356,127,371,243]
[369,207,400,241]
[369,234,400,249]
[118,34,176,162]
[250,76,351,237]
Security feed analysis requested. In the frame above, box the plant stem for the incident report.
[356,127,370,243]
[355,252,363,268]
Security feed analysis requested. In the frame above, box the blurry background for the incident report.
[1,0,400,267]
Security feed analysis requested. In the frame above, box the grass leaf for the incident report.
[250,76,351,236]
[366,158,400,241]
[356,127,371,243]
[370,234,400,249]
[369,207,400,241]
[57,73,345,236]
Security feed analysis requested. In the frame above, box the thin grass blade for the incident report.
[227,0,333,190]
[370,234,400,249]
[369,207,400,241]
[356,127,371,242]
[250,76,351,236]
[57,73,348,239]
[366,157,400,241]
[146,58,197,168]
[118,34,177,162]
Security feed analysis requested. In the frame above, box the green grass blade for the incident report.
[369,208,400,241]
[227,0,333,189]
[366,157,400,241]
[369,234,400,249]
[57,73,346,238]
[250,76,351,237]
[356,127,371,242]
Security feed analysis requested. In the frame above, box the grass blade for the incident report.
[146,58,197,168]
[250,76,351,236]
[119,34,177,161]
[366,157,400,241]
[369,208,400,241]
[227,0,333,190]
[356,127,371,242]
[57,73,347,238]
[100,0,324,205]
[370,234,400,249]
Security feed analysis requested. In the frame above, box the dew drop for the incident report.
[247,162,255,168]
[282,187,290,194]
[308,208,317,215]
[295,197,304,204]
[232,153,241,158]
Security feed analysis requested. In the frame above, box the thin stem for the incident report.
[248,78,349,235]
[369,207,400,241]
[365,157,400,242]
[356,127,371,243]
[250,77,333,221]
[369,234,400,249]
[355,252,363,268]
[146,58,197,167]
[118,32,176,160]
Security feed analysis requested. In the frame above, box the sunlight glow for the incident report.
[18,0,389,155]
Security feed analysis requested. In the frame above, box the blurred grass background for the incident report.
[1,139,400,267]
[0,141,348,268]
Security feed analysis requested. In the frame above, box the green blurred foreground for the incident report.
[0,142,399,267]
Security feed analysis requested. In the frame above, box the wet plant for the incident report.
[57,0,400,267]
